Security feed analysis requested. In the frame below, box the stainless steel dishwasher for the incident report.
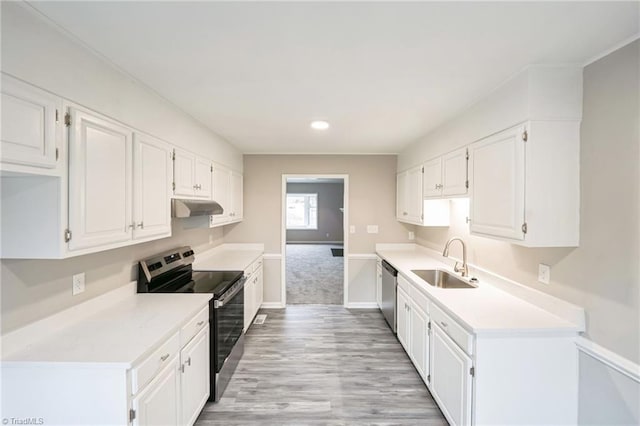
[381,260,398,333]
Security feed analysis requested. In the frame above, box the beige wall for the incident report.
[415,41,640,363]
[225,155,414,254]
[1,224,224,334]
[286,182,344,243]
[0,2,240,334]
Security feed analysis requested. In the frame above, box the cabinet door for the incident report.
[376,264,382,309]
[406,166,424,224]
[194,157,212,199]
[431,324,473,426]
[255,267,264,309]
[132,358,180,426]
[423,158,442,198]
[409,303,429,382]
[212,165,231,225]
[243,274,255,332]
[442,148,468,196]
[396,286,410,352]
[1,74,60,170]
[173,149,195,197]
[396,171,408,220]
[68,107,132,251]
[469,124,525,241]
[133,133,172,241]
[230,171,243,221]
[181,327,210,426]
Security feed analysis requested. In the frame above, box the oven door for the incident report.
[213,277,246,373]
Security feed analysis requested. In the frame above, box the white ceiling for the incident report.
[28,1,639,154]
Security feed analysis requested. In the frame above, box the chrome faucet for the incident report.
[442,237,469,277]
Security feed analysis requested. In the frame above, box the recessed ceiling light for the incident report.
[310,120,330,130]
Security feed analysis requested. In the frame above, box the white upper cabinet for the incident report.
[1,73,62,174]
[422,158,442,197]
[173,149,212,199]
[230,170,243,221]
[67,106,133,251]
[398,165,450,227]
[211,164,243,226]
[423,148,468,198]
[469,120,580,246]
[469,124,525,242]
[396,165,423,225]
[133,133,172,241]
[441,149,468,196]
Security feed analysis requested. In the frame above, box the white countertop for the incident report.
[193,244,264,272]
[2,293,212,367]
[376,246,580,336]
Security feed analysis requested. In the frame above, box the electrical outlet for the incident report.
[326,233,330,237]
[408,231,415,240]
[72,273,85,295]
[367,225,378,234]
[350,225,356,234]
[538,264,551,284]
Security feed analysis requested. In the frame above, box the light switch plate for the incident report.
[72,273,85,295]
[367,225,379,234]
[538,264,551,284]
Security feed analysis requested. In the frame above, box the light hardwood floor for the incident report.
[196,305,447,425]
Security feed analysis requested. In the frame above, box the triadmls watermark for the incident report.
[2,418,45,425]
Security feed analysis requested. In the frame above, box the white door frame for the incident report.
[281,174,349,306]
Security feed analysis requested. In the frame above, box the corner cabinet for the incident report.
[469,121,580,247]
[0,73,62,175]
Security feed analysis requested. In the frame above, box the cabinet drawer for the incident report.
[430,304,473,356]
[132,331,180,394]
[253,258,263,272]
[398,274,411,293]
[410,287,430,314]
[180,305,209,347]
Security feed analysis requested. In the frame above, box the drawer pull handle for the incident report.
[440,321,448,328]
[196,320,205,327]
[160,354,170,362]
[186,357,191,366]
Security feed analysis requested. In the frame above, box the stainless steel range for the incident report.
[137,246,246,402]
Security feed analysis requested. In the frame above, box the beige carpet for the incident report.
[285,244,344,304]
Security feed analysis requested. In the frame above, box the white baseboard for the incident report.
[345,302,379,309]
[260,302,285,309]
[576,337,640,383]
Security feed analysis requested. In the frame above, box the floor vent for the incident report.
[253,314,267,325]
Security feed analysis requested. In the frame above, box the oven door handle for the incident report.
[213,276,247,309]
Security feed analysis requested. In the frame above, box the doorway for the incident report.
[281,175,348,306]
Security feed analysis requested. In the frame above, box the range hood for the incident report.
[172,199,224,218]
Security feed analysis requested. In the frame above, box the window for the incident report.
[286,193,318,230]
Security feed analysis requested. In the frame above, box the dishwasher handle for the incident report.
[381,260,398,277]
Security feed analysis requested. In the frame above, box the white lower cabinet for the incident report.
[376,258,382,309]
[180,327,210,426]
[409,300,429,381]
[431,323,473,426]
[396,275,430,384]
[244,257,264,331]
[131,321,210,426]
[132,358,180,426]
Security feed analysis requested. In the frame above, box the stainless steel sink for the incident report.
[411,269,477,289]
